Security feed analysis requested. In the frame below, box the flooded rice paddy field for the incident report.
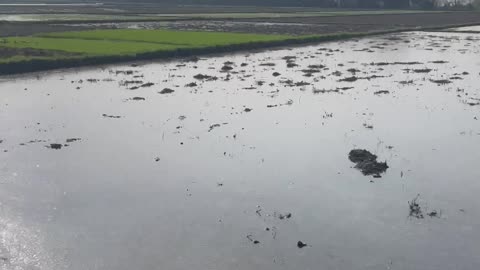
[1,30,480,270]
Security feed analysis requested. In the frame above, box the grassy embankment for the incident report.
[0,29,367,74]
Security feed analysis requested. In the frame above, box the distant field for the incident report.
[0,29,293,64]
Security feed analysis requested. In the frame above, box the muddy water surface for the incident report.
[1,31,480,270]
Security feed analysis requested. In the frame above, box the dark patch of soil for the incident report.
[412,68,432,73]
[159,88,175,94]
[102,114,122,118]
[374,90,390,95]
[140,82,154,88]
[339,76,358,82]
[297,241,308,248]
[430,79,452,85]
[221,65,233,72]
[371,61,422,66]
[193,74,218,81]
[47,143,63,150]
[208,124,221,132]
[430,60,449,64]
[348,149,388,177]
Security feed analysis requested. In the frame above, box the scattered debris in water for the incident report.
[246,235,260,245]
[208,124,221,132]
[408,195,424,219]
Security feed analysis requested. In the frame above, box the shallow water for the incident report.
[1,31,480,270]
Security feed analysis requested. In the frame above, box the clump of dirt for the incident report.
[159,88,175,94]
[66,138,81,143]
[301,68,321,74]
[313,87,352,94]
[308,64,325,69]
[277,213,292,220]
[430,79,452,85]
[130,97,145,101]
[193,74,218,81]
[297,241,308,248]
[430,60,449,64]
[47,143,64,150]
[221,65,233,72]
[246,235,260,245]
[374,90,390,95]
[272,72,281,77]
[399,80,414,85]
[208,124,221,132]
[185,82,197,87]
[370,61,422,66]
[339,76,358,82]
[102,114,122,119]
[348,149,388,177]
[287,62,298,68]
[412,68,432,73]
[140,82,154,88]
[347,68,361,73]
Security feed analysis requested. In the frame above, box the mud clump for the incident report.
[47,143,63,150]
[159,88,175,94]
[221,65,233,72]
[339,76,358,82]
[102,114,122,119]
[430,79,452,85]
[140,82,154,88]
[193,74,218,81]
[208,124,221,132]
[297,241,308,248]
[374,90,390,95]
[412,68,432,73]
[348,149,388,177]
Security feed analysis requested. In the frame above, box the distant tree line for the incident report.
[177,0,475,9]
